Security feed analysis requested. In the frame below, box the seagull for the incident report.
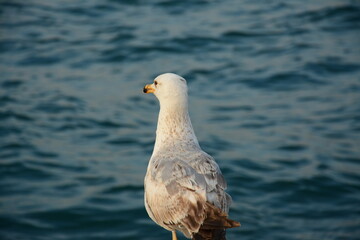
[143,73,240,240]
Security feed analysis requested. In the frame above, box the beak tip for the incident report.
[143,84,155,94]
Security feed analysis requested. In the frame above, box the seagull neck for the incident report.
[153,102,200,153]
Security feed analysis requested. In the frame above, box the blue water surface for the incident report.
[1,0,360,239]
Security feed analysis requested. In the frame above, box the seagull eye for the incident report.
[154,81,158,86]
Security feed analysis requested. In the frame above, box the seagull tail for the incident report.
[192,202,240,240]
[192,229,226,240]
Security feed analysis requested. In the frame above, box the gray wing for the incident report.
[145,158,209,237]
[145,152,232,237]
[186,150,232,213]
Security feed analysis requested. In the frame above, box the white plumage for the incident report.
[143,73,239,240]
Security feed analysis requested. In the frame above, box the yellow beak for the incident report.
[143,84,155,94]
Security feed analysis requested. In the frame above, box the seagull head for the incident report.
[143,73,188,107]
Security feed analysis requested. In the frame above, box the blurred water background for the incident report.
[1,0,360,239]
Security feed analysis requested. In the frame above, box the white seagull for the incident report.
[143,73,240,240]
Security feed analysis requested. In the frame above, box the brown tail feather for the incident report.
[193,229,226,240]
[192,202,240,240]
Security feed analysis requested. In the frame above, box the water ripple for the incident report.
[1,1,359,240]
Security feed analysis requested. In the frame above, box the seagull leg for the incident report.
[172,231,177,240]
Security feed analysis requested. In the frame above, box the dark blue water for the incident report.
[1,0,360,239]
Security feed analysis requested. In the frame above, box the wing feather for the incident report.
[145,158,208,237]
[186,151,232,212]
[144,151,232,238]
